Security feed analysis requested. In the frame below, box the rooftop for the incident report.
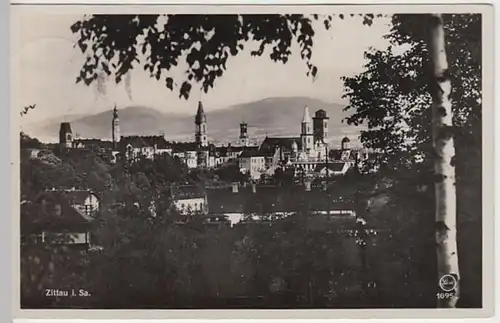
[259,137,302,154]
[120,135,169,149]
[170,185,206,200]
[314,162,348,172]
[22,194,92,233]
[41,189,99,206]
[206,185,355,214]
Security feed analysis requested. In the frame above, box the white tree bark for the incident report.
[427,13,460,308]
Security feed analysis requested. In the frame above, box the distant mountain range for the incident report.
[24,96,365,147]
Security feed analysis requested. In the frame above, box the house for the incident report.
[169,142,218,169]
[205,185,357,226]
[214,144,249,165]
[120,135,171,161]
[28,148,41,159]
[73,138,115,152]
[238,149,266,180]
[169,142,201,169]
[170,185,209,216]
[314,162,351,177]
[21,192,94,249]
[258,137,298,173]
[45,188,100,217]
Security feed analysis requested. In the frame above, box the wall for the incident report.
[239,156,265,180]
[174,197,207,215]
[40,232,89,245]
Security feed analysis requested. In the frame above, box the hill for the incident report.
[24,97,365,147]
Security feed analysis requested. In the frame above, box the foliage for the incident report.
[342,14,482,307]
[214,162,250,184]
[21,137,380,308]
[20,104,36,116]
[20,132,43,150]
[342,14,481,177]
[71,14,380,99]
[20,243,92,308]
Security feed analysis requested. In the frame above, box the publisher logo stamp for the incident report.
[439,274,457,292]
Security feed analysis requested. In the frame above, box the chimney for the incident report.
[232,182,239,193]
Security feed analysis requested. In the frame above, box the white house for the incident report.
[238,149,266,180]
[314,162,351,177]
[170,185,208,216]
[172,150,198,169]
[22,191,95,248]
[45,188,100,218]
[120,135,171,161]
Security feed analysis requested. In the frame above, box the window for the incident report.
[84,205,93,216]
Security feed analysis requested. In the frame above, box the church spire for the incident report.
[301,105,313,154]
[195,101,208,147]
[112,104,120,147]
[302,105,312,124]
[195,101,206,125]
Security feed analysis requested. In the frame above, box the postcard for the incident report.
[11,2,494,320]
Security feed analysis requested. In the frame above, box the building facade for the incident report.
[239,121,250,147]
[59,122,73,149]
[238,149,266,180]
[170,185,209,216]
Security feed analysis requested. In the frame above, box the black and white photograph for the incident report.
[13,3,492,317]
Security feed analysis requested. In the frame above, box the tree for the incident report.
[20,132,43,150]
[342,14,481,308]
[426,13,459,309]
[342,14,480,176]
[71,13,479,308]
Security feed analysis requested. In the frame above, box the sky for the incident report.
[12,11,393,126]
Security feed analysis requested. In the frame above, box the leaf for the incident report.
[165,77,174,90]
[101,62,110,75]
[311,66,318,78]
[179,81,192,100]
[71,14,328,94]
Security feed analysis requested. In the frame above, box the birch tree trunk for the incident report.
[426,13,460,308]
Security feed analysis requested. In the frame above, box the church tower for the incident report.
[313,109,329,143]
[59,122,73,149]
[341,136,351,150]
[300,105,314,155]
[195,101,208,147]
[112,105,120,148]
[239,121,249,146]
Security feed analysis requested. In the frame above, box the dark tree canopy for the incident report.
[342,14,481,174]
[71,14,380,99]
[341,14,482,307]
